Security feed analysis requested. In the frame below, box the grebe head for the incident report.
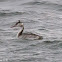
[11,20,24,28]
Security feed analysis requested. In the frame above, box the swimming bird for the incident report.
[11,20,43,40]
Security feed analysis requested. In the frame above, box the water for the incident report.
[0,0,62,62]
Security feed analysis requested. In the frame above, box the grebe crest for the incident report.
[15,20,23,27]
[11,20,43,40]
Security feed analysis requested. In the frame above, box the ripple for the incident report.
[22,1,47,5]
[0,11,25,16]
[22,0,62,7]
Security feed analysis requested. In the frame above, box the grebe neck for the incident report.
[18,26,24,37]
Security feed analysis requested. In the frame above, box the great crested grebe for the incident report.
[11,20,43,40]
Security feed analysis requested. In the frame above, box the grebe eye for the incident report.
[15,20,20,25]
[15,22,19,25]
[18,20,20,23]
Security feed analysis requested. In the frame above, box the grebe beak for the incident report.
[11,24,16,28]
[11,22,23,28]
[11,22,18,28]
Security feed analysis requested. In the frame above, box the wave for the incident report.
[0,0,7,2]
[22,0,62,10]
[22,1,47,5]
[22,1,60,5]
[0,11,25,16]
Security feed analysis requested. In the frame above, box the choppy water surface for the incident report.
[0,0,62,62]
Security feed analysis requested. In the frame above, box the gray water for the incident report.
[0,0,62,62]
